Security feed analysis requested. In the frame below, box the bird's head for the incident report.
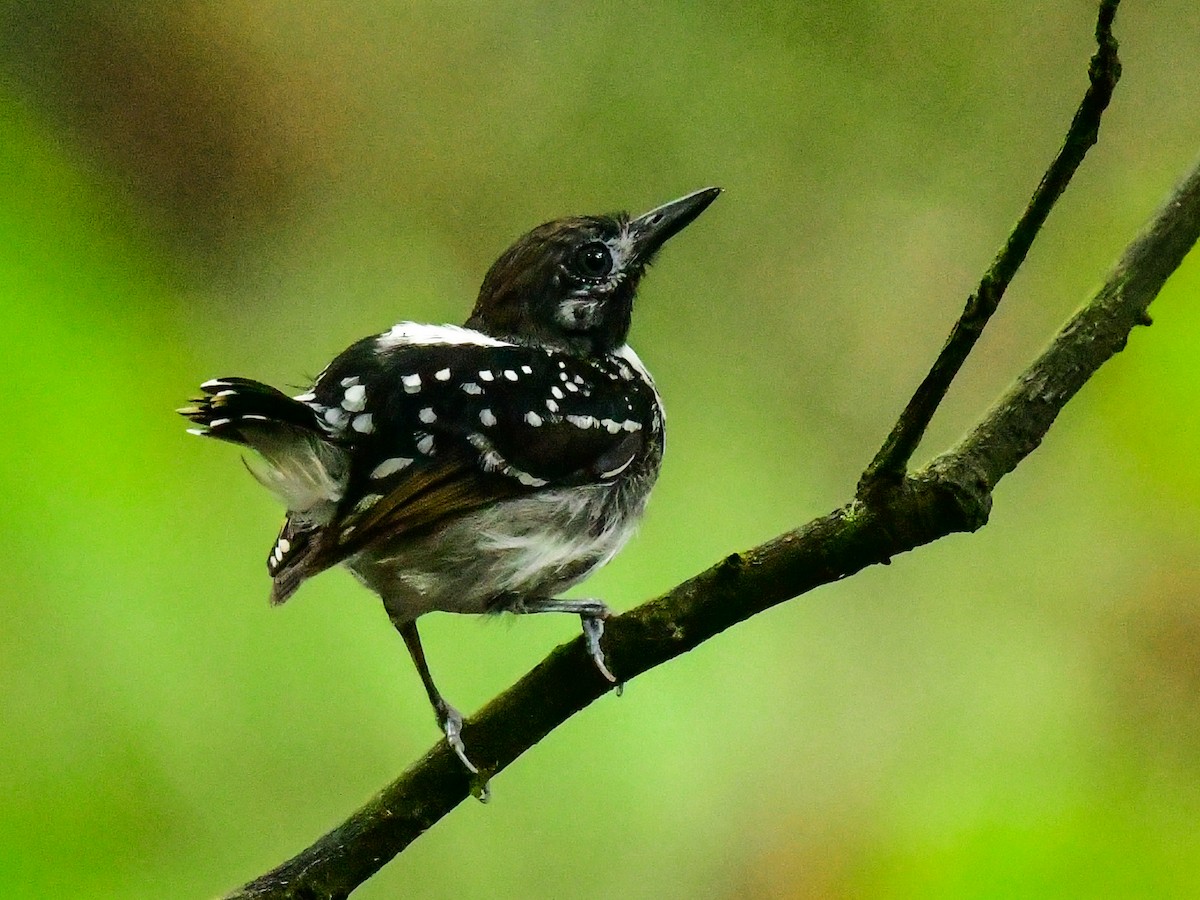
[466,187,720,355]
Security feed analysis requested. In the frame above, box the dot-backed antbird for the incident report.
[180,187,721,779]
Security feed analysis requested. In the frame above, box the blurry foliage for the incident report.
[1,2,1198,897]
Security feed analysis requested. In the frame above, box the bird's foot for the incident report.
[436,701,476,772]
[434,702,491,801]
[580,608,617,684]
[502,595,620,687]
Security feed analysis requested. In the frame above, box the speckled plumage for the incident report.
[180,187,720,779]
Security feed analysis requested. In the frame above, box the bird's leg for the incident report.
[511,597,617,683]
[397,619,479,776]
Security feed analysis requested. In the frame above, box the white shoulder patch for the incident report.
[376,322,513,352]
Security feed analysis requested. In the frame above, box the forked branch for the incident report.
[227,3,1200,897]
[859,0,1122,490]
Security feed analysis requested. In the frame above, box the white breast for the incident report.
[472,486,640,596]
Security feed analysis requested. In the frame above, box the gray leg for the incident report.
[398,620,479,775]
[512,597,617,683]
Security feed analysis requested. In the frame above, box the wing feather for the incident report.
[262,330,661,601]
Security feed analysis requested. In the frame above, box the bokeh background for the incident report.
[2,2,1198,897]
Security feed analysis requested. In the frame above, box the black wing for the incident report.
[300,326,661,561]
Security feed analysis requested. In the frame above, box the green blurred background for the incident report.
[2,2,1198,897]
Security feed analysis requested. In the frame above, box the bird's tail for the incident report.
[179,377,349,517]
[179,377,323,443]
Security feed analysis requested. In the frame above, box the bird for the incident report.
[179,187,721,778]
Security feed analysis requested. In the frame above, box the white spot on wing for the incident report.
[504,369,518,381]
[479,408,497,427]
[416,433,435,455]
[401,374,422,394]
[434,368,451,381]
[525,411,543,427]
[479,370,494,382]
[462,382,483,395]
[352,413,374,434]
[419,407,437,424]
[371,457,413,479]
[342,384,367,411]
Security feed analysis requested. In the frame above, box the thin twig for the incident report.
[858,0,1122,492]
[221,5,1200,898]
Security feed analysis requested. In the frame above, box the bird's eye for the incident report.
[571,242,613,279]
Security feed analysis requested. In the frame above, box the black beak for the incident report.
[629,186,721,261]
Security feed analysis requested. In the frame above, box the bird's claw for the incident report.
[435,702,491,800]
[436,702,478,774]
[581,612,617,683]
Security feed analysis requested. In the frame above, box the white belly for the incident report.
[344,481,646,625]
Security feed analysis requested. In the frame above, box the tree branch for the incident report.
[226,3,1200,897]
[859,0,1121,490]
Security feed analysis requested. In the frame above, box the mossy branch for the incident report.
[226,2,1200,897]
